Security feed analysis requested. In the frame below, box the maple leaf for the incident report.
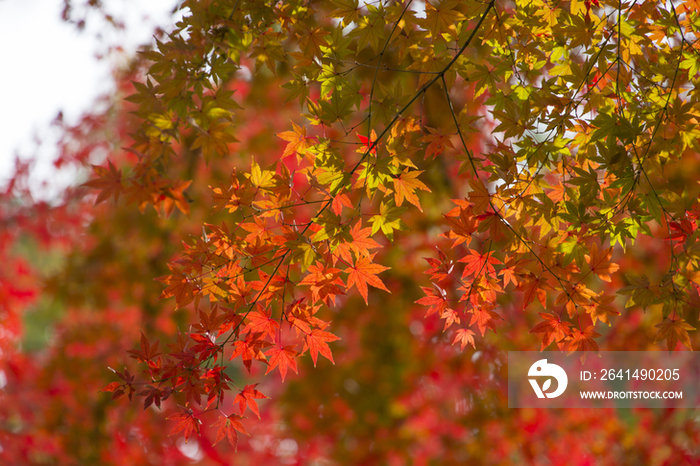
[581,294,620,326]
[391,169,431,211]
[420,0,465,39]
[415,285,450,317]
[618,274,657,309]
[442,201,478,247]
[468,179,490,215]
[566,326,601,354]
[369,201,408,241]
[459,249,501,278]
[357,130,378,155]
[584,243,619,282]
[666,219,696,244]
[303,329,341,366]
[330,0,361,25]
[155,266,195,307]
[82,159,122,205]
[230,332,272,373]
[441,307,461,330]
[127,331,161,364]
[654,317,695,351]
[519,276,552,309]
[105,367,136,401]
[331,192,353,216]
[245,160,276,189]
[277,121,314,160]
[453,328,476,350]
[233,384,268,419]
[195,306,227,335]
[265,345,299,381]
[99,382,121,393]
[423,248,454,283]
[333,221,382,265]
[298,263,346,306]
[499,255,529,287]
[243,307,280,342]
[344,255,391,304]
[530,312,573,350]
[137,385,172,410]
[469,305,503,336]
[212,414,249,451]
[167,407,201,442]
[420,127,455,159]
[162,179,193,217]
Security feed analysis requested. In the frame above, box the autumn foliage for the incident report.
[3,0,700,464]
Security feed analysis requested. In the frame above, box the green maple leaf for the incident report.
[369,202,408,241]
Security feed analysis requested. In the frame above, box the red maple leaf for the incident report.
[126,331,161,364]
[357,130,378,155]
[167,407,201,442]
[211,414,249,451]
[233,384,268,419]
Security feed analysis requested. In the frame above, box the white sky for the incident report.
[0,0,180,197]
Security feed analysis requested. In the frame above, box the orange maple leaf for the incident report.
[344,255,391,304]
[298,263,346,306]
[265,345,299,381]
[469,305,503,336]
[303,329,341,366]
[155,267,195,307]
[243,307,280,342]
[467,179,490,215]
[453,328,476,350]
[420,127,454,159]
[566,326,601,354]
[392,169,431,211]
[277,121,314,160]
[331,192,353,215]
[333,221,382,265]
[459,249,501,278]
[162,179,193,216]
[529,312,573,350]
[442,201,478,247]
[584,242,619,282]
[230,332,271,373]
[655,317,695,351]
[581,294,620,326]
[415,285,450,317]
